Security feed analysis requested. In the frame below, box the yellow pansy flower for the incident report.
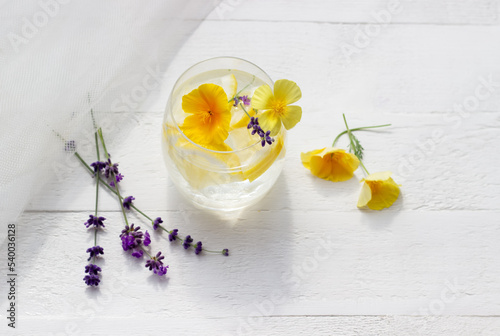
[251,79,302,136]
[301,147,360,182]
[357,171,400,210]
[180,83,231,147]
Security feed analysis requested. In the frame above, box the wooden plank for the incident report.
[6,210,500,320]
[25,110,500,212]
[8,316,500,335]
[206,0,500,25]
[154,21,500,114]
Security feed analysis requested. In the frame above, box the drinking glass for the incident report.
[162,57,286,213]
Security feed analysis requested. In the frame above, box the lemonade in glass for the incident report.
[162,57,296,213]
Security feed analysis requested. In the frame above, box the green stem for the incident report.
[332,124,391,147]
[140,246,152,259]
[74,152,224,255]
[97,129,129,226]
[98,129,109,160]
[228,76,255,103]
[343,114,370,175]
[240,103,252,118]
[93,132,100,258]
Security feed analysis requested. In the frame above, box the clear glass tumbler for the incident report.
[162,57,286,213]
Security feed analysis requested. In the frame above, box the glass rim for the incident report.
[168,56,277,154]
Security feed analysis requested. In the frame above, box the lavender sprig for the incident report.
[74,151,230,257]
[97,128,168,276]
[239,103,274,147]
[83,131,105,287]
[247,117,275,147]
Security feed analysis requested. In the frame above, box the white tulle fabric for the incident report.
[0,0,217,225]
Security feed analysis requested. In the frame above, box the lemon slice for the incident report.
[240,135,285,182]
[208,73,237,101]
[230,107,256,130]
[163,127,243,189]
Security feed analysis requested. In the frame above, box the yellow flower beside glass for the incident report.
[357,171,400,210]
[301,114,401,210]
[301,148,359,182]
[162,57,302,212]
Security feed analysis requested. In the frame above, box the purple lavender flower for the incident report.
[233,96,240,107]
[168,229,178,242]
[120,224,143,251]
[145,251,168,276]
[247,117,275,147]
[194,241,202,255]
[132,250,144,258]
[83,274,100,286]
[85,263,102,275]
[240,95,251,105]
[86,246,104,261]
[90,161,106,175]
[144,231,151,247]
[121,235,135,251]
[183,235,193,249]
[84,263,102,286]
[109,173,124,187]
[222,249,229,256]
[153,217,163,230]
[122,196,135,210]
[84,215,106,228]
[155,265,169,276]
[103,159,119,179]
[234,95,250,107]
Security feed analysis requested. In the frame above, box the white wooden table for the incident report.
[4,0,500,334]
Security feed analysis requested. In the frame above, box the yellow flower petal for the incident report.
[251,84,273,110]
[180,113,229,146]
[273,79,302,105]
[258,110,282,136]
[182,87,210,115]
[300,148,324,170]
[364,171,393,182]
[180,83,231,147]
[301,147,360,182]
[281,105,302,130]
[357,182,372,208]
[196,84,229,115]
[357,171,401,210]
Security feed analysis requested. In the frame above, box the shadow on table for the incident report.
[162,172,295,318]
[359,191,405,230]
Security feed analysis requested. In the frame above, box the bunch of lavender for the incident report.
[75,127,229,287]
